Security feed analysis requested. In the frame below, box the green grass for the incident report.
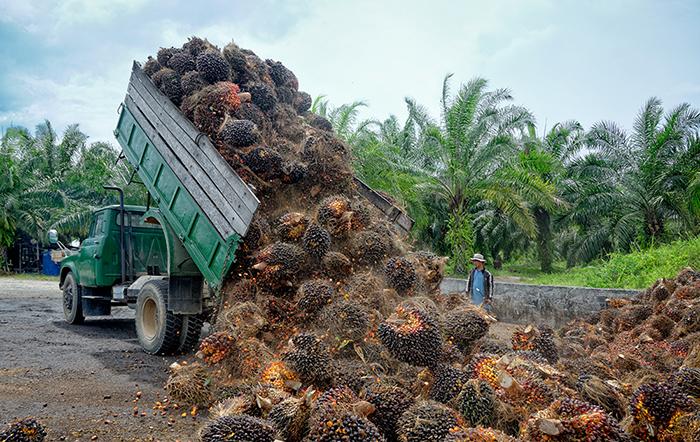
[494,236,700,289]
[0,272,59,281]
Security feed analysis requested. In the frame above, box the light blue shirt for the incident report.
[471,269,485,305]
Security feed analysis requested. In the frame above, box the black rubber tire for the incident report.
[135,280,182,355]
[62,272,84,324]
[177,314,205,354]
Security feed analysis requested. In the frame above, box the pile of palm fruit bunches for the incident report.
[10,37,695,442]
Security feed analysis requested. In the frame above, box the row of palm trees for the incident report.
[315,76,700,273]
[0,122,139,270]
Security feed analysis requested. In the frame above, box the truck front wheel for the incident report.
[135,281,182,355]
[62,272,84,324]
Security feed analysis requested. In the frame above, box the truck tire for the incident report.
[135,280,182,355]
[62,272,85,324]
[177,314,205,353]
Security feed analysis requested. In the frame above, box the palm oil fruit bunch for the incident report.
[199,414,276,442]
[199,332,236,364]
[396,400,464,442]
[628,381,695,440]
[377,306,442,367]
[0,418,46,442]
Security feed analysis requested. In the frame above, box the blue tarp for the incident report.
[42,251,60,276]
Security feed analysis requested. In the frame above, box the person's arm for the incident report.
[465,269,472,296]
[486,271,495,303]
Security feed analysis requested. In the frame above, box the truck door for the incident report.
[76,212,106,287]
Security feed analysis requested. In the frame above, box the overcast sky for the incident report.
[1,0,699,144]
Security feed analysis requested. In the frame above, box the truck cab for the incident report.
[59,204,209,355]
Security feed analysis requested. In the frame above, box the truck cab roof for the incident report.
[95,204,148,214]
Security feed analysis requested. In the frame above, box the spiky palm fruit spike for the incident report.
[466,354,501,389]
[308,413,385,442]
[282,333,334,386]
[429,364,470,404]
[397,400,464,442]
[309,386,359,426]
[152,68,183,105]
[322,252,352,280]
[260,361,300,391]
[352,231,388,265]
[301,223,331,259]
[0,418,47,442]
[156,46,179,66]
[220,119,261,149]
[275,212,310,241]
[268,394,312,442]
[294,91,312,114]
[167,50,196,75]
[248,83,277,111]
[165,363,213,407]
[362,384,414,442]
[281,161,308,184]
[321,300,370,342]
[442,307,489,353]
[377,306,442,368]
[307,113,333,131]
[297,279,334,316]
[350,201,372,230]
[183,36,212,56]
[384,257,417,294]
[255,242,304,275]
[143,56,161,77]
[630,382,695,439]
[451,379,496,428]
[266,59,299,89]
[234,102,268,129]
[199,415,276,442]
[180,71,205,95]
[534,325,558,363]
[196,50,229,83]
[674,367,700,398]
[191,82,241,136]
[318,195,351,222]
[199,332,236,364]
[242,146,283,179]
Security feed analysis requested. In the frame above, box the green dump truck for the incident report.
[58,62,413,355]
[58,62,260,355]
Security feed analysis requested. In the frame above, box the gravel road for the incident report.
[0,277,202,441]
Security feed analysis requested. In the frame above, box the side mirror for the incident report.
[48,229,58,245]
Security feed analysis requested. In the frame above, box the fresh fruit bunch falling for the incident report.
[199,332,236,364]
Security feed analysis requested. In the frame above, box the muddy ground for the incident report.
[0,277,202,441]
[0,276,519,441]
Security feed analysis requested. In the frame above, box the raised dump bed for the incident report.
[114,62,260,289]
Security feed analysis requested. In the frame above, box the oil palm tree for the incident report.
[397,75,559,271]
[517,121,582,271]
[562,98,700,263]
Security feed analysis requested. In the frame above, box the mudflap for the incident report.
[81,287,112,316]
[168,276,203,315]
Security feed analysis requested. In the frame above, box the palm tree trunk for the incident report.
[534,207,553,273]
[446,206,474,275]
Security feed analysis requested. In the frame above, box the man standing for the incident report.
[465,253,494,309]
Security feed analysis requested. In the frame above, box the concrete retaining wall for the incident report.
[440,277,640,327]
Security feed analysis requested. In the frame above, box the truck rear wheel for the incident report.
[177,314,204,353]
[62,272,84,324]
[135,280,182,355]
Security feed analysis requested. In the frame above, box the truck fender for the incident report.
[59,264,79,289]
[126,275,168,305]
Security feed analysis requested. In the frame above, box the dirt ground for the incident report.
[0,276,519,442]
[0,277,202,441]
